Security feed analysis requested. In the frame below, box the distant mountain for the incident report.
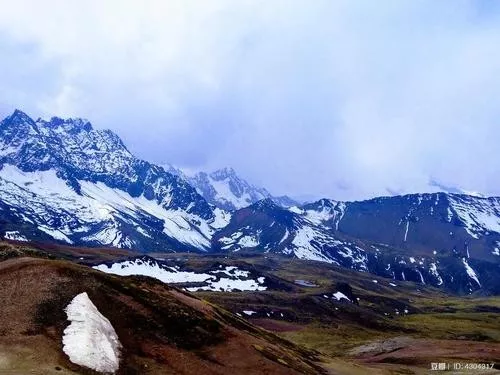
[213,194,500,294]
[212,198,369,269]
[0,110,229,251]
[164,164,299,211]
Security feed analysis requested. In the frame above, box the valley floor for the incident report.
[0,242,499,374]
[179,254,500,374]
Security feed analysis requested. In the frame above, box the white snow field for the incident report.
[94,258,267,292]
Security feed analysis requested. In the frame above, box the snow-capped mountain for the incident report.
[213,194,500,294]
[213,198,369,269]
[297,194,500,293]
[0,110,229,250]
[317,193,500,259]
[164,164,298,211]
[0,109,499,294]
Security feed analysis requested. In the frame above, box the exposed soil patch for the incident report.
[251,318,304,333]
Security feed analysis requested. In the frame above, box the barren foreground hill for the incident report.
[0,255,324,374]
[0,241,499,374]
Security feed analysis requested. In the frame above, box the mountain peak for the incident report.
[37,116,93,133]
[4,109,36,126]
[210,167,236,180]
[165,165,295,211]
[11,108,30,117]
[251,198,280,211]
[316,198,338,207]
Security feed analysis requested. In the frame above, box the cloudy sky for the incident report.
[1,0,500,200]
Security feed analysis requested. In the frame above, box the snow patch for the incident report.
[62,292,121,373]
[94,259,266,292]
[291,226,336,263]
[288,206,304,214]
[462,258,481,287]
[38,225,73,244]
[429,263,443,285]
[403,221,409,242]
[279,228,289,245]
[4,230,28,241]
[416,269,425,284]
[332,291,351,302]
[237,235,259,247]
[94,259,213,284]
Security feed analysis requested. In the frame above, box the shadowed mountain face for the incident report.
[0,110,499,295]
[214,194,500,294]
[212,199,369,269]
[335,194,500,294]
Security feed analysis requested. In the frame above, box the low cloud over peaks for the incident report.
[1,1,500,200]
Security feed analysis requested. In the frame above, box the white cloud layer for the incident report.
[1,0,500,200]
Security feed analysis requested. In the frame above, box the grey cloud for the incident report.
[1,1,500,200]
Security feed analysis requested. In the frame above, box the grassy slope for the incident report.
[3,241,499,374]
[0,246,328,375]
[184,254,500,374]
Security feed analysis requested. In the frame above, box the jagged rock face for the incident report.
[0,110,227,251]
[196,167,272,211]
[0,111,212,217]
[166,164,298,211]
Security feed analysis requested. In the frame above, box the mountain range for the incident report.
[0,110,499,295]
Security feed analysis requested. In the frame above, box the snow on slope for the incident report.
[93,258,213,283]
[332,291,351,302]
[94,257,267,292]
[0,165,228,249]
[0,110,228,251]
[298,200,347,230]
[63,292,121,373]
[209,174,255,209]
[449,195,500,239]
[4,230,28,241]
[186,277,266,292]
[165,165,297,211]
[215,199,371,270]
[462,258,481,287]
[429,263,443,286]
[291,226,338,263]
